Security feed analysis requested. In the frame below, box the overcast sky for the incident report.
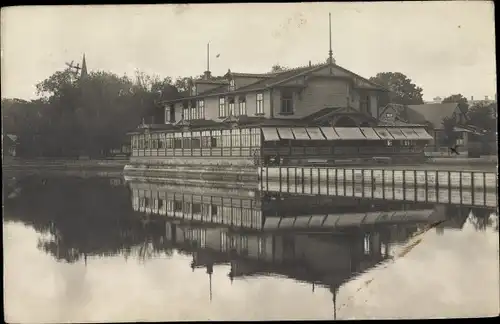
[1,2,496,101]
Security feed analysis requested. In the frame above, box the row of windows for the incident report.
[131,129,262,150]
[132,196,262,228]
[167,91,298,122]
[219,96,250,117]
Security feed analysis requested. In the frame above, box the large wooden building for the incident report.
[161,60,387,127]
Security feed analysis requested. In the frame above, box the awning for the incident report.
[320,127,341,140]
[306,127,325,140]
[277,128,295,140]
[453,126,483,134]
[373,128,394,140]
[359,128,381,140]
[334,127,366,140]
[261,127,280,141]
[399,128,420,140]
[413,128,434,140]
[291,128,311,140]
[387,128,407,140]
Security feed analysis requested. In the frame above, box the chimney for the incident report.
[485,95,489,100]
[203,70,212,80]
[309,60,312,67]
[471,96,474,101]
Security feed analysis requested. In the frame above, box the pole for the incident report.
[207,42,210,72]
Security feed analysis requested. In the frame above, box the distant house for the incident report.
[2,134,18,157]
[378,102,482,157]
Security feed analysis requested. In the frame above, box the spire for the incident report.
[81,53,88,78]
[328,13,335,65]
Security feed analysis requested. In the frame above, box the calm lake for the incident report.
[3,174,499,322]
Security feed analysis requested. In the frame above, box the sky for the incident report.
[1,2,497,102]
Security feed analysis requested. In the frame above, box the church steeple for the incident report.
[81,53,88,78]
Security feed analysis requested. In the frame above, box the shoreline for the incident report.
[2,156,497,174]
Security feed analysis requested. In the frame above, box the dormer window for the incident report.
[229,79,235,91]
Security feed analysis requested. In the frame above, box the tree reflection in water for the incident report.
[3,175,174,263]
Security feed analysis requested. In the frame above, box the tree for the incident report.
[369,72,424,106]
[271,64,288,73]
[442,94,469,114]
[467,102,497,131]
[467,102,497,154]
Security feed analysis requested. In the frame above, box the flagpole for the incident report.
[207,42,210,72]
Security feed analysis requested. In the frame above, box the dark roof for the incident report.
[377,120,426,127]
[245,117,311,127]
[302,107,341,121]
[235,64,326,92]
[406,103,460,129]
[225,71,277,78]
[163,62,387,104]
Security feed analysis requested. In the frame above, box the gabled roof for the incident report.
[235,63,327,92]
[162,62,386,104]
[406,102,461,129]
[224,71,277,78]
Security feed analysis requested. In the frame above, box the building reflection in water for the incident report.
[3,175,498,318]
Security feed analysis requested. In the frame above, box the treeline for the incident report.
[2,69,201,158]
[2,67,497,158]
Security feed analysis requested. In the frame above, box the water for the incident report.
[3,174,499,322]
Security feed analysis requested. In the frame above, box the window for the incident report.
[174,136,182,149]
[169,105,176,123]
[231,129,241,148]
[229,79,235,91]
[166,134,174,148]
[385,113,393,119]
[197,100,205,119]
[228,97,235,116]
[219,97,226,117]
[222,130,231,147]
[280,90,294,114]
[363,234,371,255]
[402,140,410,146]
[191,132,201,148]
[211,130,221,147]
[241,128,251,147]
[201,131,211,148]
[183,134,191,149]
[256,93,264,114]
[239,96,247,116]
[386,140,393,146]
[190,100,197,120]
[164,106,171,123]
[182,101,189,120]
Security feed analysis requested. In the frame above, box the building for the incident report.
[127,15,435,172]
[378,102,483,157]
[160,60,389,128]
[2,134,18,157]
[469,95,497,107]
[160,13,389,129]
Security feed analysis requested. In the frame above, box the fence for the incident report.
[259,167,498,207]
